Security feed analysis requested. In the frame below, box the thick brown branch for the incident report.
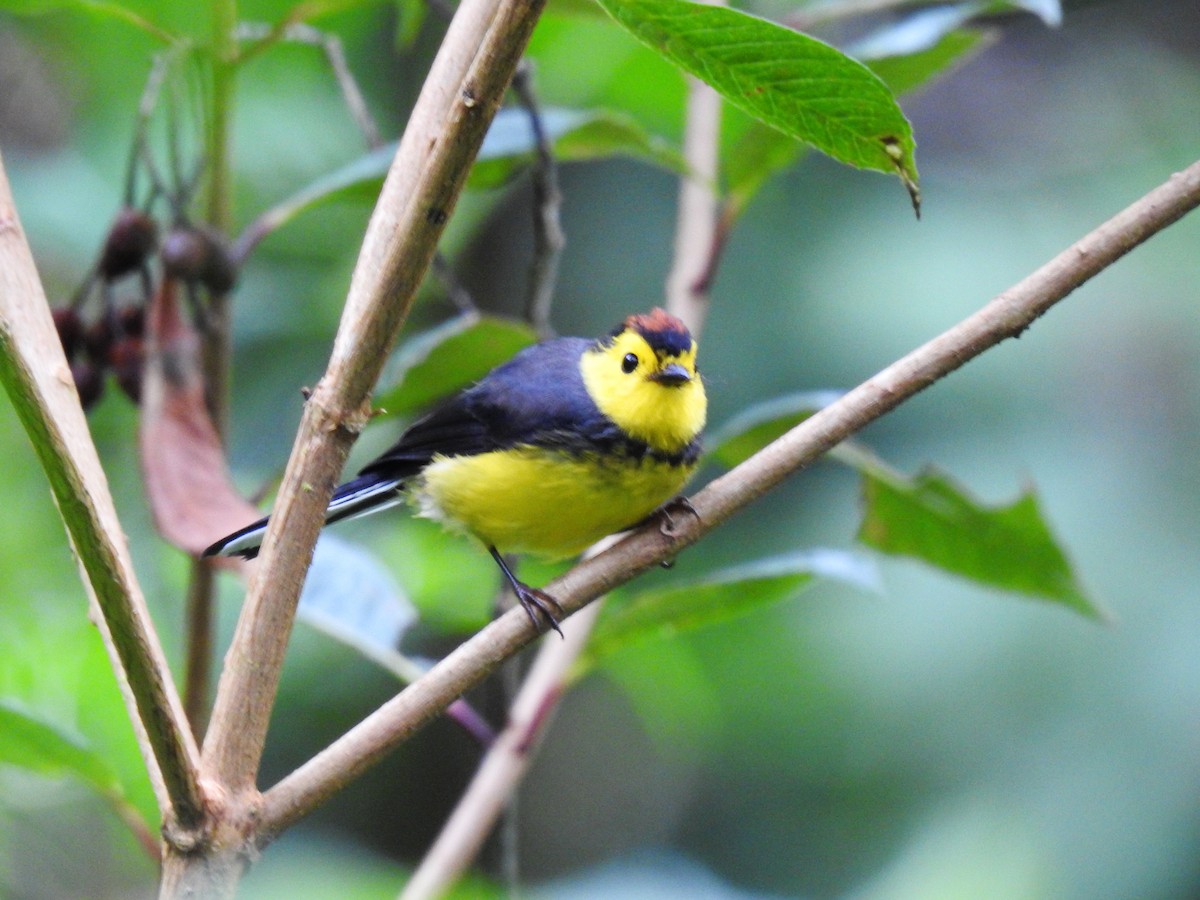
[258,158,1200,838]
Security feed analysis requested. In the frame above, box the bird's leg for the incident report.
[489,546,564,637]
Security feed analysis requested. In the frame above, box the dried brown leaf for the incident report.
[138,280,257,564]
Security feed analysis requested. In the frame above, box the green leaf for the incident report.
[375,314,537,418]
[850,1,1058,62]
[593,0,920,210]
[0,0,175,40]
[577,550,879,674]
[0,700,120,795]
[469,107,687,188]
[546,0,613,19]
[723,27,983,217]
[241,107,683,250]
[858,465,1101,618]
[707,390,842,468]
[237,143,395,255]
[393,0,429,47]
[998,0,1062,26]
[723,120,806,219]
[865,29,988,97]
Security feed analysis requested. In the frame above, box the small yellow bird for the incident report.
[205,309,707,632]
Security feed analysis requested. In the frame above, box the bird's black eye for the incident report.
[622,353,639,373]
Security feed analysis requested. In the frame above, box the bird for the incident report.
[204,308,707,633]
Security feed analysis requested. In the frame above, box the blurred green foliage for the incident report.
[2,0,1200,898]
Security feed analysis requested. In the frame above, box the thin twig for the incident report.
[401,601,604,899]
[665,20,723,335]
[258,158,1200,839]
[431,253,479,314]
[176,0,238,779]
[182,558,215,737]
[512,63,564,339]
[236,23,383,149]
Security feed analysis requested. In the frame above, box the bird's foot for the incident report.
[654,494,701,538]
[514,582,565,638]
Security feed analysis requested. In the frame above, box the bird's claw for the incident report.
[515,583,564,637]
[655,494,700,538]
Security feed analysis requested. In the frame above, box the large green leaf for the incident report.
[594,0,919,209]
[0,699,120,794]
[858,464,1101,618]
[708,395,1098,617]
[576,550,879,674]
[725,26,984,217]
[706,390,841,468]
[374,314,537,419]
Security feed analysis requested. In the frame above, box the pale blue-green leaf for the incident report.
[866,29,988,97]
[298,537,494,743]
[849,1,1058,61]
[375,314,536,419]
[577,549,879,673]
[298,535,424,681]
[472,107,687,186]
[1003,0,1062,26]
[848,3,983,59]
[707,390,842,468]
[240,107,681,250]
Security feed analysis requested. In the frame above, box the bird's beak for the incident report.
[649,362,692,386]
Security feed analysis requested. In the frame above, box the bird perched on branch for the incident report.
[204,308,707,633]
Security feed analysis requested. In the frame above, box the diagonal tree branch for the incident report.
[258,157,1200,840]
[0,153,204,830]
[198,0,549,808]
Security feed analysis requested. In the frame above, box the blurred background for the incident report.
[2,0,1199,897]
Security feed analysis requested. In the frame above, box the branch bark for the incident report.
[0,153,204,830]
[256,159,1200,841]
[665,58,723,333]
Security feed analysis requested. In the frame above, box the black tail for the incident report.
[202,474,405,559]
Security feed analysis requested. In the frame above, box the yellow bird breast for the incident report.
[412,446,695,559]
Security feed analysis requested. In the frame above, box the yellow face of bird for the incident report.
[579,311,707,454]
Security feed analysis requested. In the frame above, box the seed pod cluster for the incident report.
[99,207,159,281]
[53,303,146,409]
[59,204,240,411]
[161,224,237,294]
